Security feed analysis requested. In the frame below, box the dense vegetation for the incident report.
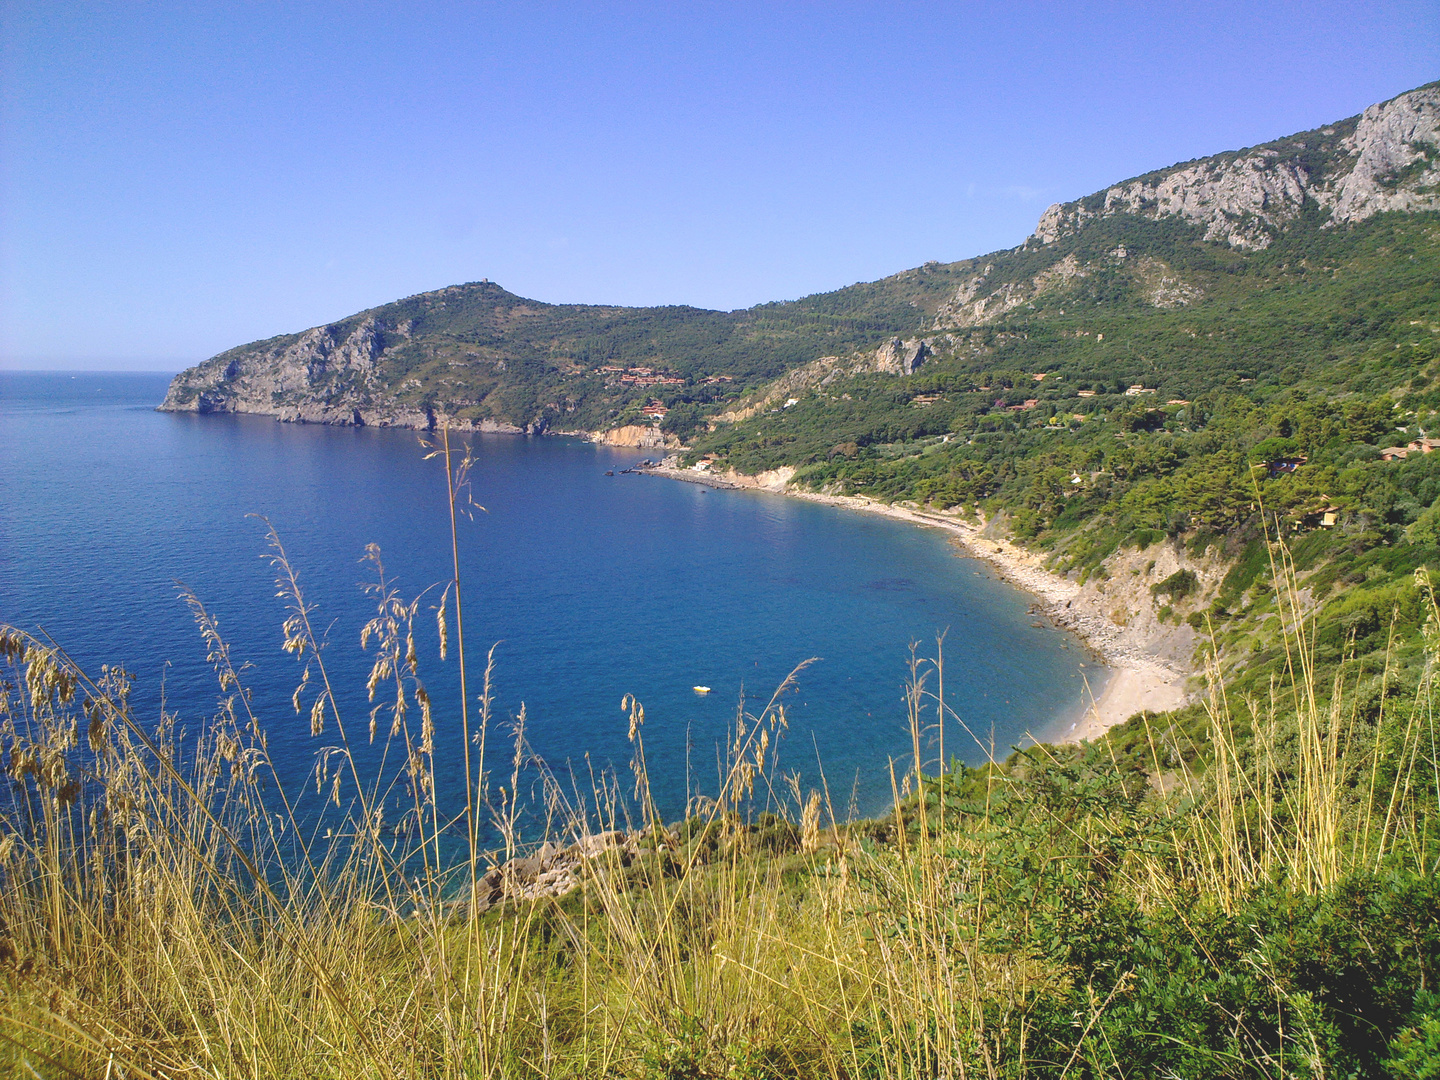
[176,274,950,432]
[688,212,1440,695]
[19,88,1440,1075]
[1,526,1437,1076]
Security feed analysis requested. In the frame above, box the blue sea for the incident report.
[0,372,1096,826]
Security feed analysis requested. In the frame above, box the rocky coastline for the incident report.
[157,389,682,449]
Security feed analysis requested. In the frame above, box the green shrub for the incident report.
[1152,568,1199,599]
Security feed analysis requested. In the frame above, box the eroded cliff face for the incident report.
[162,316,681,444]
[714,338,931,424]
[1032,83,1440,250]
[159,316,466,429]
[587,425,678,449]
[933,254,1092,329]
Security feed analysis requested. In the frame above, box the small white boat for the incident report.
[692,685,712,695]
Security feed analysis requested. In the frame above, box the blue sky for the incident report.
[2,2,1436,370]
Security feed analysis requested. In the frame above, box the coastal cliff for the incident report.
[157,275,942,443]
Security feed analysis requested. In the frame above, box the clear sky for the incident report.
[2,2,1436,370]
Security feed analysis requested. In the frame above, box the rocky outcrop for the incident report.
[720,464,795,492]
[163,313,553,435]
[408,827,678,917]
[1033,82,1440,250]
[1132,255,1205,308]
[588,425,677,449]
[715,338,930,425]
[470,832,629,910]
[933,254,1091,329]
[873,337,929,375]
[1331,86,1440,222]
[161,316,403,424]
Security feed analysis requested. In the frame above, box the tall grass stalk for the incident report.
[0,446,1436,1076]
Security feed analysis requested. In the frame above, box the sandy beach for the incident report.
[639,464,1193,743]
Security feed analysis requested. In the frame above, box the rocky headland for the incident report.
[159,82,1439,452]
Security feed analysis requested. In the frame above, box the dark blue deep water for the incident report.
[0,372,1096,824]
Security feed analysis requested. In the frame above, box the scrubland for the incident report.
[1,439,1437,1079]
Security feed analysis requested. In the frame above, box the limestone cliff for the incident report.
[1032,82,1440,250]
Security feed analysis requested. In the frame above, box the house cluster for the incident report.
[1380,437,1440,462]
[1124,385,1156,396]
[596,365,686,387]
[642,400,669,421]
[1002,398,1040,412]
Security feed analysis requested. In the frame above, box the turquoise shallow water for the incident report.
[0,372,1096,824]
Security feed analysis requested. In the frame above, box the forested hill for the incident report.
[156,273,964,432]
[695,81,1440,503]
[162,82,1438,441]
[689,81,1440,704]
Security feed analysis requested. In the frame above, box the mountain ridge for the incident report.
[161,81,1440,443]
[1030,80,1440,249]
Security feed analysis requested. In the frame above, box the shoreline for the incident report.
[637,464,1192,744]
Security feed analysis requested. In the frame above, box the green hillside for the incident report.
[688,211,1440,712]
[17,79,1440,1080]
[161,275,950,431]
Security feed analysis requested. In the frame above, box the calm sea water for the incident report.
[0,372,1096,824]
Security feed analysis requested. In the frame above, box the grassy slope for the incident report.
[3,564,1437,1076]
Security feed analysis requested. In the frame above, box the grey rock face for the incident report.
[159,314,524,431]
[1331,88,1440,222]
[1032,83,1440,250]
[162,315,398,423]
[873,337,930,375]
[933,254,1093,329]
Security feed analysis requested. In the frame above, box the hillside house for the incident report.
[1380,438,1440,461]
[1266,456,1308,476]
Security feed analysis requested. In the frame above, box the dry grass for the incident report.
[0,440,1435,1078]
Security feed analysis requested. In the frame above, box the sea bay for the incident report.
[1,371,1095,824]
